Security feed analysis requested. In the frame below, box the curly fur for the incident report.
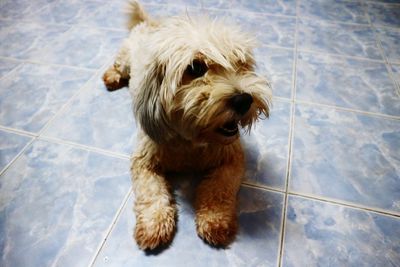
[103,0,272,250]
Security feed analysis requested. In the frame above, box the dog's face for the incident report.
[133,17,272,145]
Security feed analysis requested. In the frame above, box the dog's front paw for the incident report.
[134,206,176,250]
[102,67,128,91]
[196,209,238,247]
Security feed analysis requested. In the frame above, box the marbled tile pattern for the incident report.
[391,64,400,87]
[0,140,131,267]
[298,19,382,60]
[298,0,369,24]
[0,58,20,79]
[0,130,31,172]
[0,63,94,132]
[43,75,137,155]
[230,0,297,16]
[1,0,400,266]
[291,105,400,213]
[255,46,294,99]
[367,2,400,28]
[242,101,291,190]
[93,186,284,267]
[0,22,70,59]
[26,26,126,69]
[376,27,400,63]
[234,13,296,48]
[296,52,400,116]
[283,196,400,267]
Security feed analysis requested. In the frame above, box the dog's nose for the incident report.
[229,93,253,115]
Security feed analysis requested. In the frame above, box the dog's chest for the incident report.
[158,144,234,172]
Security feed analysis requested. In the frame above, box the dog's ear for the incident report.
[133,62,173,144]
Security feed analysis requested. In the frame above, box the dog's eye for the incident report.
[186,60,208,78]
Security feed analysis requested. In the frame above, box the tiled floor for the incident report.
[0,0,399,266]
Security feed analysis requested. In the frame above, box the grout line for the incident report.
[364,7,400,98]
[0,56,97,72]
[296,48,386,63]
[0,61,24,82]
[36,61,111,137]
[273,96,292,103]
[39,136,131,160]
[241,181,285,194]
[0,125,37,138]
[0,138,36,177]
[294,100,400,121]
[0,16,128,33]
[278,1,299,265]
[288,191,400,219]
[88,189,133,267]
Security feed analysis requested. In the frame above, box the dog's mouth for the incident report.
[216,120,239,137]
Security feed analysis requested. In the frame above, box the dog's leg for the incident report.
[131,156,176,250]
[103,40,131,91]
[195,150,244,247]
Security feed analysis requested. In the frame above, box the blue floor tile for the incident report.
[298,19,382,60]
[42,74,137,155]
[283,196,400,267]
[0,63,94,132]
[296,52,400,115]
[242,100,291,190]
[298,0,369,24]
[255,46,294,99]
[0,140,131,267]
[291,104,400,214]
[0,58,20,79]
[231,0,296,16]
[376,27,400,63]
[0,21,70,59]
[92,186,284,267]
[1,0,400,265]
[0,130,31,172]
[26,26,126,69]
[367,2,400,28]
[236,13,296,48]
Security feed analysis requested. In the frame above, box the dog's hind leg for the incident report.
[131,152,177,250]
[103,40,131,91]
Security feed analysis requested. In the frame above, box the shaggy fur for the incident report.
[103,1,272,250]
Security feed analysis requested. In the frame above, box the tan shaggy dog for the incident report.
[103,1,272,250]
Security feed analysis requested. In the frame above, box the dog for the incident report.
[103,1,272,250]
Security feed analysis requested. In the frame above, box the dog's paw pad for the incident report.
[196,212,238,247]
[134,208,176,250]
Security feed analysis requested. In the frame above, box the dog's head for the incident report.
[133,16,272,145]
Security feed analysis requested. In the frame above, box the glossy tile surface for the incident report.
[1,0,400,266]
[0,130,31,172]
[0,140,131,267]
[236,13,296,48]
[0,58,20,79]
[93,186,284,267]
[291,104,400,213]
[283,196,400,267]
[377,27,400,63]
[255,46,294,99]
[43,75,137,155]
[242,101,291,190]
[298,0,368,24]
[298,19,382,60]
[367,2,400,28]
[0,63,93,132]
[26,26,126,69]
[296,52,400,115]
